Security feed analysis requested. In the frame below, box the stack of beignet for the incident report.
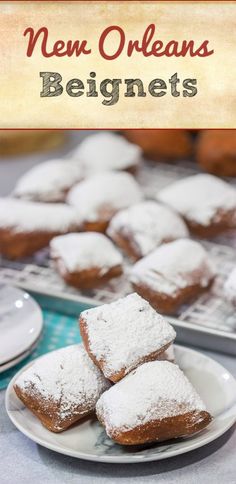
[14,292,212,445]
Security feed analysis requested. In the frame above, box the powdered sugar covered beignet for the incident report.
[13,159,83,202]
[158,174,236,237]
[14,344,110,433]
[130,239,215,314]
[224,267,236,306]
[96,360,212,445]
[80,293,176,382]
[50,232,123,289]
[71,132,141,175]
[67,172,143,232]
[107,201,189,260]
[0,198,79,233]
[0,198,81,259]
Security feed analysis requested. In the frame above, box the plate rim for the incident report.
[5,344,236,464]
[0,330,43,373]
[0,285,43,365]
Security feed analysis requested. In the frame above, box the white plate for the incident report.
[0,285,43,365]
[5,345,236,464]
[0,331,42,373]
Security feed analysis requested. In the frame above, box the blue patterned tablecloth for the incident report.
[0,309,82,390]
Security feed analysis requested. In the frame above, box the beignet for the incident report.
[71,132,141,175]
[67,172,143,232]
[96,360,212,445]
[158,174,236,238]
[14,344,110,433]
[50,232,123,289]
[13,158,83,202]
[123,129,193,161]
[107,201,189,260]
[79,292,176,382]
[130,239,215,314]
[196,130,236,177]
[0,198,81,259]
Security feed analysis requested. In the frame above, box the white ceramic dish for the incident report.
[0,285,43,365]
[0,332,42,373]
[5,345,236,463]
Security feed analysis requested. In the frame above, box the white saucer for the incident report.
[0,285,43,365]
[0,331,42,373]
[5,345,236,463]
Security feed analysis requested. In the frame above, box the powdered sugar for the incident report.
[130,239,215,295]
[67,172,143,222]
[13,159,83,202]
[96,360,206,433]
[224,267,236,306]
[15,344,110,425]
[50,232,122,273]
[81,293,176,378]
[0,198,80,233]
[107,201,189,257]
[71,132,141,174]
[158,174,236,226]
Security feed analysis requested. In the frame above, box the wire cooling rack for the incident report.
[0,240,235,329]
[0,160,236,353]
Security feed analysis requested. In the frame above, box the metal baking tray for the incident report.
[0,161,236,355]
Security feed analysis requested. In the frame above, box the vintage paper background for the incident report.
[0,1,235,128]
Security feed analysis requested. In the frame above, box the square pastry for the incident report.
[67,171,143,232]
[0,198,80,259]
[130,239,215,314]
[96,360,212,445]
[50,232,123,289]
[13,158,83,202]
[157,174,236,237]
[14,344,110,432]
[79,292,176,382]
[107,201,189,260]
[71,132,141,175]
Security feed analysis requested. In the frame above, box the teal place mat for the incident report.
[0,309,82,390]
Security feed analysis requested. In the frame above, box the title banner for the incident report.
[0,1,236,128]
